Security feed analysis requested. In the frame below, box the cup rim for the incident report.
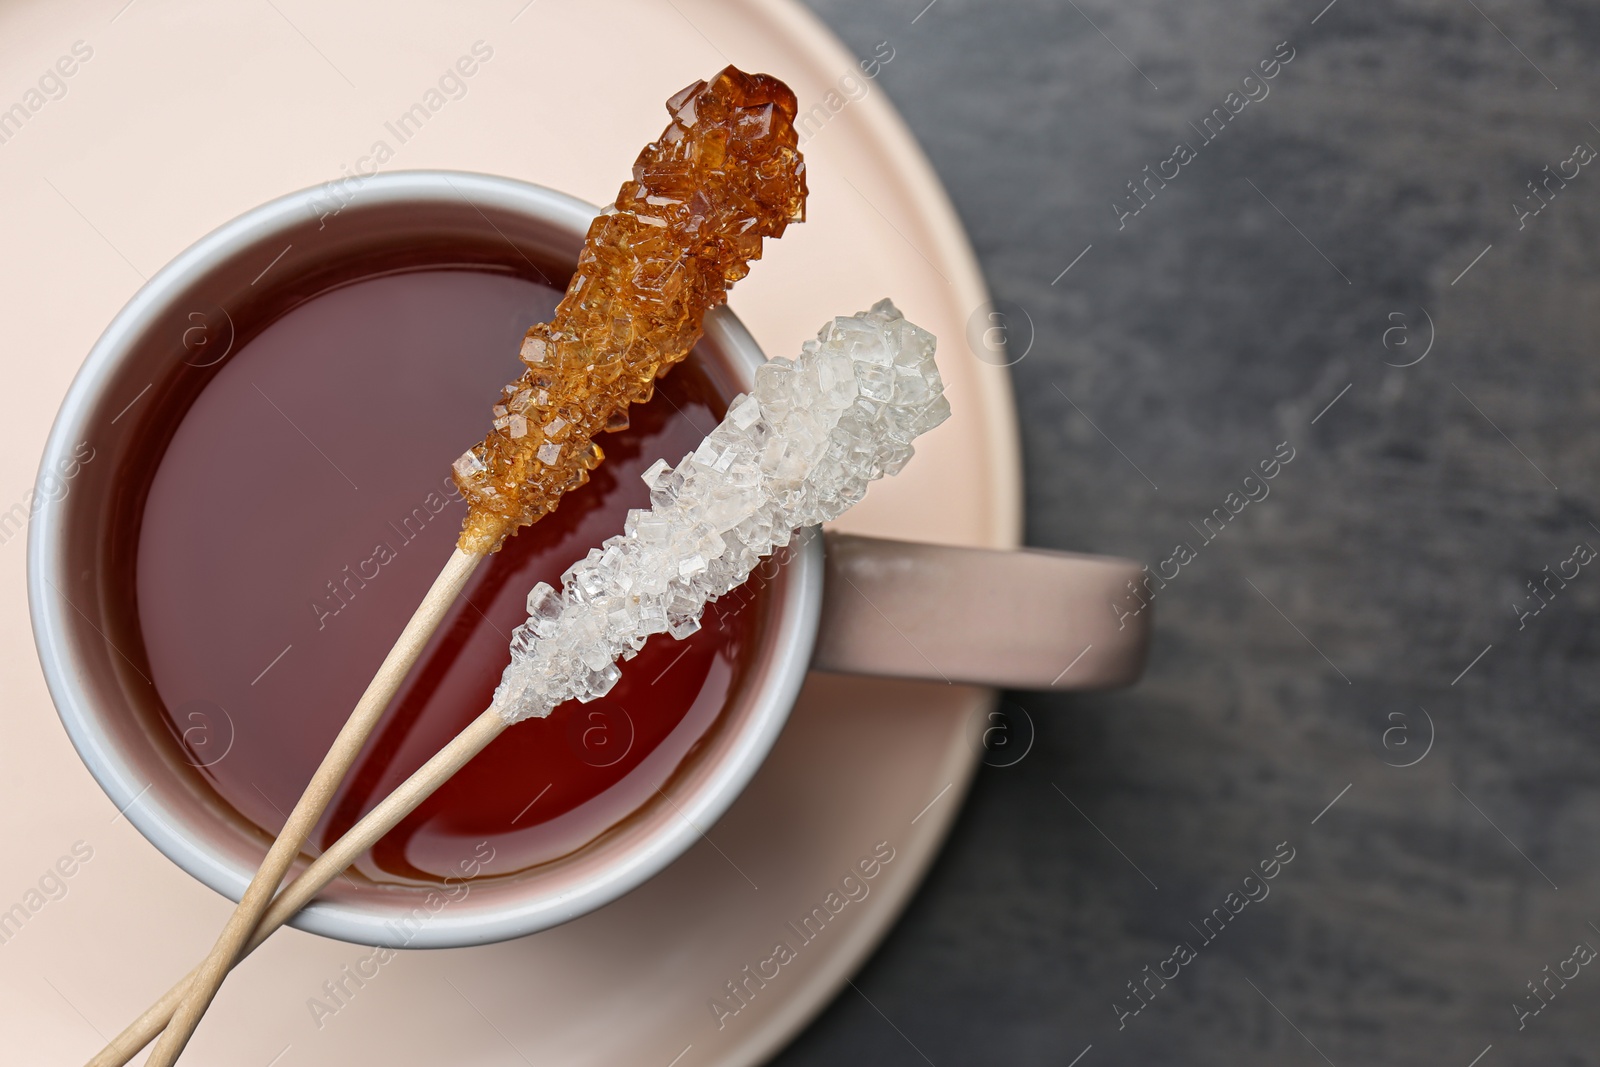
[27,169,823,947]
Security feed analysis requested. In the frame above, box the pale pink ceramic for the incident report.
[0,1,1145,1063]
[32,172,1148,949]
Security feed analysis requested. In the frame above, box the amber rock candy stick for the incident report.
[452,65,808,554]
[114,65,806,1067]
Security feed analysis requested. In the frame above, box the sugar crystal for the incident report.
[451,66,808,555]
[492,300,947,723]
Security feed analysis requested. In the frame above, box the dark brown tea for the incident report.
[132,263,762,885]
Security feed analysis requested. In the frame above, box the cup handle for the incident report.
[811,532,1150,690]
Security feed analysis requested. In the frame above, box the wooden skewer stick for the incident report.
[135,547,484,1067]
[87,708,509,1067]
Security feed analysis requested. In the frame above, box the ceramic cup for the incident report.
[28,172,1149,947]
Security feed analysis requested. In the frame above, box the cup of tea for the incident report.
[28,171,1149,947]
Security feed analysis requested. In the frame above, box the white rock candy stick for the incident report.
[90,301,948,1061]
[494,297,949,721]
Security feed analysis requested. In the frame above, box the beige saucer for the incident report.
[0,1,1020,1062]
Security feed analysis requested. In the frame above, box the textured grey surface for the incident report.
[782,1,1600,1064]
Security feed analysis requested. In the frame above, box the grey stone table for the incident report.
[781,1,1600,1064]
